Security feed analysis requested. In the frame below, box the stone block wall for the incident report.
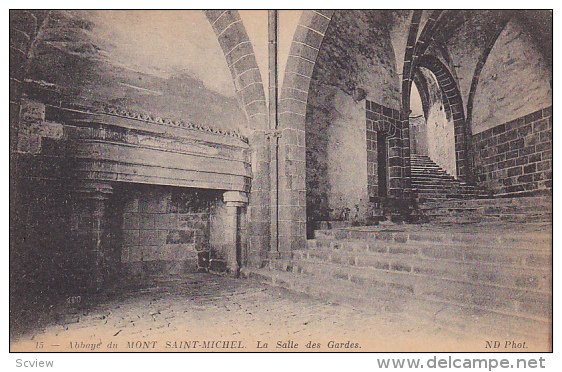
[472,107,552,195]
[366,101,401,200]
[119,185,226,276]
[366,129,380,199]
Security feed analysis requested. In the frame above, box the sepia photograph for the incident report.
[8,7,553,354]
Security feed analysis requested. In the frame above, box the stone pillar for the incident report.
[387,135,404,199]
[223,191,248,277]
[247,130,271,267]
[70,181,113,291]
[400,117,413,200]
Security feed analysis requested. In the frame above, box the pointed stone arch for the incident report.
[203,10,268,128]
[275,10,335,252]
[414,55,471,180]
[465,18,510,132]
[204,10,272,264]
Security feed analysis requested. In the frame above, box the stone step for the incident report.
[411,163,449,167]
[422,196,552,208]
[313,227,551,250]
[411,157,439,160]
[307,237,551,264]
[414,189,485,195]
[421,208,552,219]
[410,170,456,181]
[240,266,551,342]
[240,265,408,312]
[273,256,551,320]
[410,163,451,168]
[414,193,485,198]
[411,169,452,175]
[410,157,442,162]
[411,178,478,185]
[411,179,473,185]
[412,183,479,188]
[413,187,482,194]
[419,204,552,215]
[411,178,475,184]
[411,179,461,186]
[303,241,551,292]
[420,202,552,211]
[410,165,447,170]
[412,181,474,192]
[421,213,552,224]
[428,214,552,224]
[410,176,461,184]
[414,193,487,200]
[412,185,472,192]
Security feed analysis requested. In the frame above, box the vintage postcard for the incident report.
[9,9,552,353]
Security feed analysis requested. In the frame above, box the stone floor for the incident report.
[10,273,550,352]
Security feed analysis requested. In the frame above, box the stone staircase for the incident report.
[410,154,552,224]
[240,153,552,344]
[419,194,552,224]
[410,154,489,201]
[242,222,552,343]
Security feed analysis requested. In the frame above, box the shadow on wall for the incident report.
[471,18,552,135]
[26,10,246,132]
[9,182,234,338]
[305,10,403,225]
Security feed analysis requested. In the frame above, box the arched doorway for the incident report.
[408,56,472,181]
[295,11,402,236]
[409,67,457,178]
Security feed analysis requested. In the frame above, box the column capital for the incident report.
[223,191,248,207]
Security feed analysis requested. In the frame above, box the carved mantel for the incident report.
[19,101,252,193]
[16,98,253,285]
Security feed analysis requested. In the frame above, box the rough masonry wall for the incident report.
[471,19,552,134]
[13,99,75,304]
[472,107,552,195]
[119,185,226,276]
[12,179,71,292]
[306,10,401,223]
[442,10,510,109]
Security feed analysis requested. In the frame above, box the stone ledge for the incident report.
[23,86,249,143]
